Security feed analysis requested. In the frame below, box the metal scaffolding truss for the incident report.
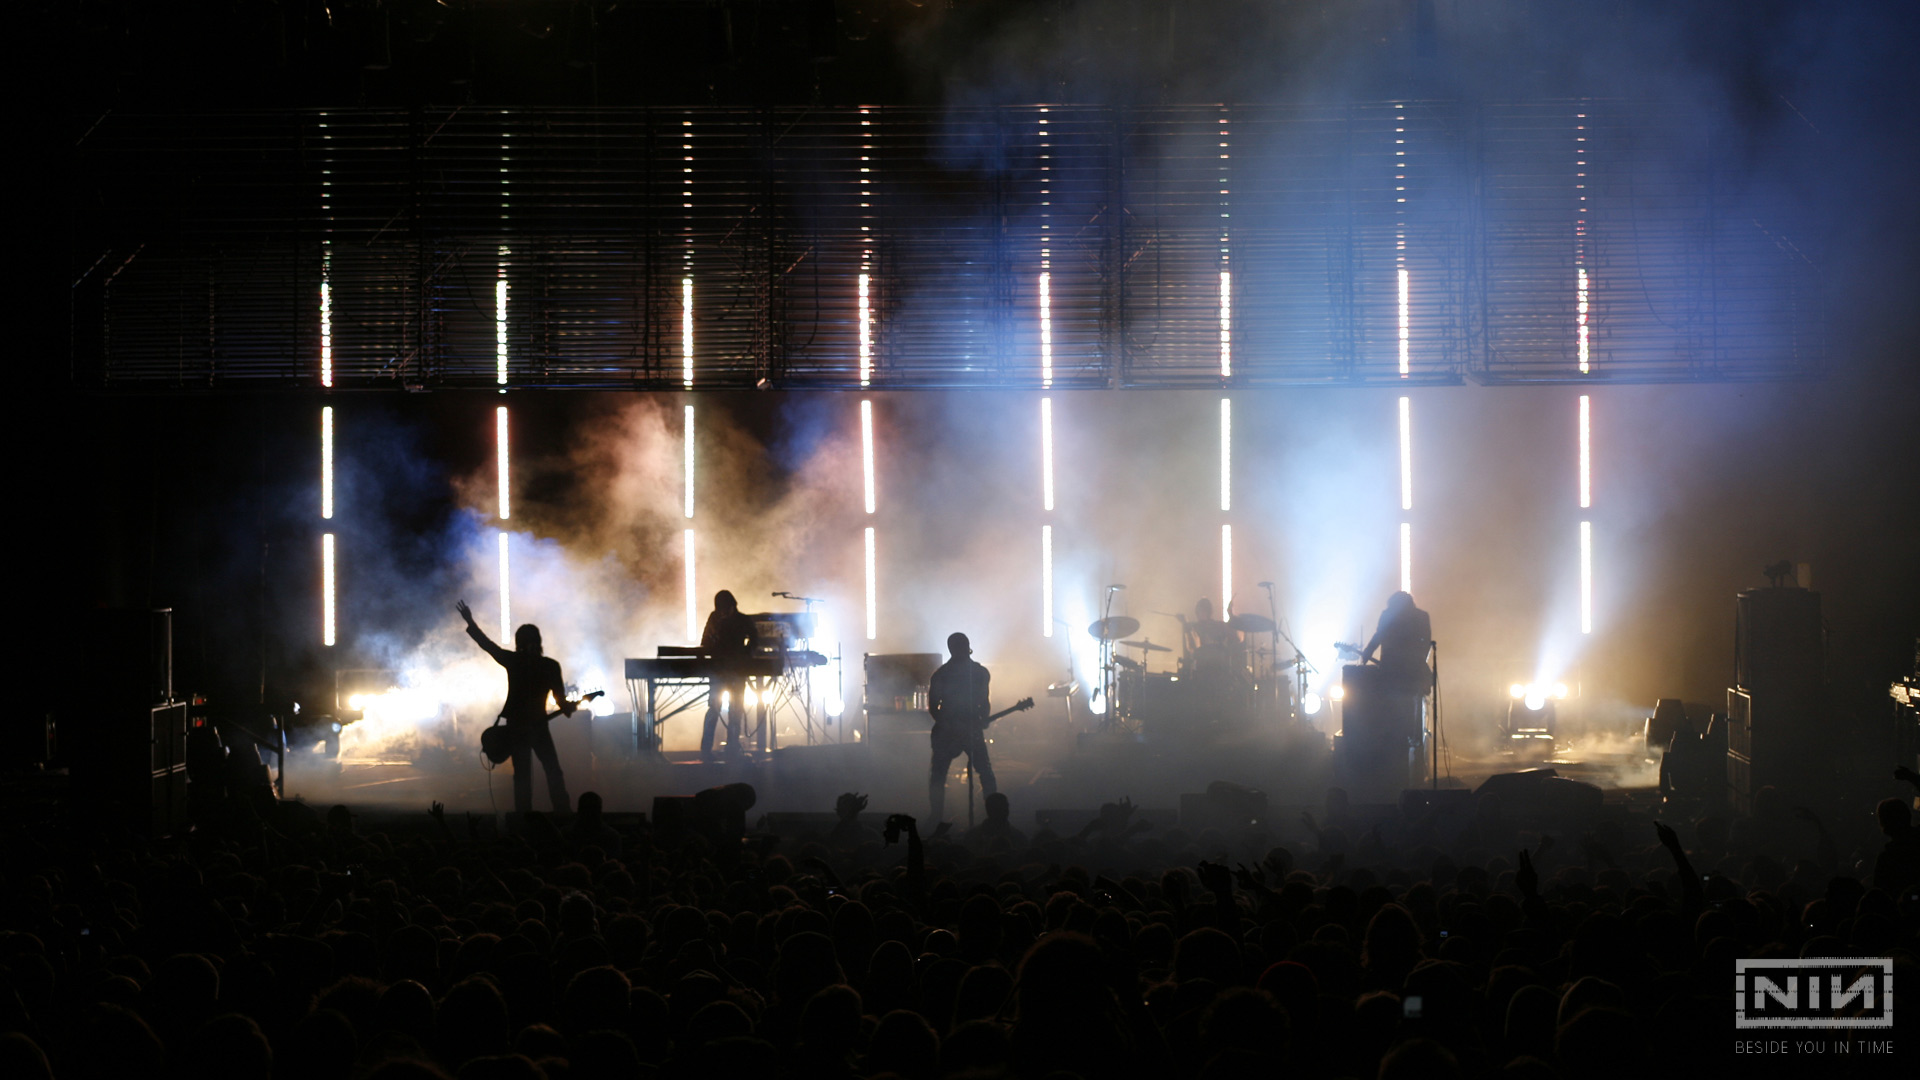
[69,102,1822,391]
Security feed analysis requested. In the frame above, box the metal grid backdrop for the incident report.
[70,103,1821,390]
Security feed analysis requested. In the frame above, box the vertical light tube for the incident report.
[494,278,509,386]
[1219,272,1233,379]
[1042,525,1054,638]
[683,405,696,518]
[498,532,512,639]
[496,406,511,520]
[1580,521,1593,634]
[1221,524,1233,611]
[858,273,873,387]
[864,527,878,640]
[1040,272,1053,388]
[1577,268,1591,374]
[1398,396,1413,511]
[321,407,334,520]
[681,278,694,388]
[1578,395,1592,508]
[860,400,876,514]
[1219,397,1232,512]
[322,533,336,647]
[319,281,333,388]
[684,529,698,642]
[1400,522,1413,594]
[1397,268,1411,377]
[1040,397,1055,511]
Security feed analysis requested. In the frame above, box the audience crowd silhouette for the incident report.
[1,767,1916,1080]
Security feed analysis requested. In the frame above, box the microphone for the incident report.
[1258,581,1274,588]
[1108,584,1126,591]
[772,591,790,598]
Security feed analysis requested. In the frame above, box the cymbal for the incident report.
[1228,613,1276,633]
[1088,616,1141,640]
[1117,639,1172,653]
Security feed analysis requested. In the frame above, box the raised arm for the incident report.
[457,600,511,665]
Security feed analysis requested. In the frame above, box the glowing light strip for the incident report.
[1578,395,1591,508]
[1400,522,1413,594]
[496,406,510,520]
[684,529,698,642]
[1040,272,1053,388]
[322,533,336,647]
[1577,268,1590,374]
[858,273,873,387]
[321,407,334,520]
[494,278,509,385]
[319,281,332,388]
[1219,398,1232,512]
[681,278,694,388]
[1221,524,1233,611]
[1219,272,1233,379]
[498,531,512,639]
[683,405,695,518]
[1042,525,1054,638]
[1397,268,1411,377]
[1398,396,1412,511]
[860,400,876,514]
[1041,397,1054,512]
[864,527,877,640]
[1580,521,1593,634]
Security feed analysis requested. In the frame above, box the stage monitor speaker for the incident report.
[1734,587,1822,701]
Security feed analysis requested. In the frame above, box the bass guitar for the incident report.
[482,690,604,766]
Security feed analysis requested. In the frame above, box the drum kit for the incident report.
[1084,591,1312,734]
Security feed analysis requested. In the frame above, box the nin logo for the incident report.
[1734,959,1893,1029]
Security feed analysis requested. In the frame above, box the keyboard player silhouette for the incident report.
[699,589,759,760]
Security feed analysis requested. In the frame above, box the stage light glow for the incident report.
[864,527,877,640]
[1040,272,1053,387]
[1577,267,1590,373]
[1398,396,1412,510]
[1042,525,1053,638]
[347,694,364,711]
[1580,520,1593,634]
[826,697,845,719]
[494,278,509,385]
[861,400,876,514]
[684,529,697,641]
[1509,683,1526,700]
[496,406,510,520]
[1041,397,1054,511]
[1221,524,1233,610]
[1219,271,1232,378]
[719,690,731,710]
[1578,395,1591,508]
[498,531,511,638]
[1219,398,1232,512]
[322,533,336,647]
[321,407,334,520]
[1329,683,1346,702]
[1400,522,1412,593]
[1524,687,1547,711]
[743,688,758,709]
[1302,691,1323,715]
[858,273,873,387]
[681,278,694,388]
[1397,268,1410,376]
[319,280,333,387]
[683,405,695,518]
[1554,682,1570,700]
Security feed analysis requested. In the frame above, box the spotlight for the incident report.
[826,698,845,719]
[1328,684,1346,702]
[1524,687,1547,711]
[1553,682,1569,700]
[1302,691,1323,715]
[1508,683,1526,700]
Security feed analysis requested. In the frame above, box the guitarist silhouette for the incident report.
[458,599,578,817]
[928,632,1033,824]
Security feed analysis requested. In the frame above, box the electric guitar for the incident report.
[931,697,1034,745]
[481,690,604,765]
